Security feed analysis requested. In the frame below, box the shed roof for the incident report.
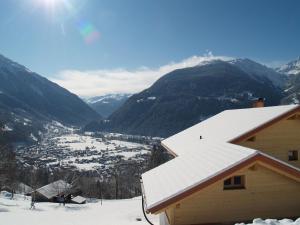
[36,180,72,199]
[16,183,33,194]
[162,105,299,156]
[142,141,300,213]
[71,196,86,204]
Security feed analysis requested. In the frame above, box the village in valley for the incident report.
[15,121,159,176]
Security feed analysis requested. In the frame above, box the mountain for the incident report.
[85,94,131,118]
[277,57,300,75]
[0,54,100,142]
[229,58,286,87]
[277,57,300,104]
[85,59,284,137]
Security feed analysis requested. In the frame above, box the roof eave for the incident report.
[146,152,300,214]
[230,105,300,144]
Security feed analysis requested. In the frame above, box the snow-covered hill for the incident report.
[0,192,158,225]
[277,57,300,75]
[1,192,299,225]
[278,57,300,105]
[85,93,131,118]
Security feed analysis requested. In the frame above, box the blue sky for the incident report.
[0,0,299,96]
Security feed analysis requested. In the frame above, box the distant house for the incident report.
[142,103,300,225]
[15,183,33,196]
[34,180,72,202]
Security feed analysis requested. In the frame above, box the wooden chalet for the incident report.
[141,104,300,225]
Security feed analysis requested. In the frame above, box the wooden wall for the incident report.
[165,162,300,225]
[238,114,300,168]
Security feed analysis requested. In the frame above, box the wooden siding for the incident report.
[166,162,300,225]
[239,115,300,168]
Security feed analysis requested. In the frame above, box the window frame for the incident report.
[223,175,245,190]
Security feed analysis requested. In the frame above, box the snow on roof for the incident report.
[142,141,258,211]
[162,105,299,156]
[36,180,72,199]
[71,195,86,204]
[16,183,33,194]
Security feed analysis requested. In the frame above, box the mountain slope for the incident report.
[85,60,283,137]
[0,54,100,129]
[277,57,300,104]
[277,57,300,75]
[229,58,286,87]
[86,94,131,118]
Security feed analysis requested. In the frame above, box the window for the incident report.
[223,175,245,190]
[288,150,298,161]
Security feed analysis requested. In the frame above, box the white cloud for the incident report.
[50,53,233,97]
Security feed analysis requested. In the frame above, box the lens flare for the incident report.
[33,0,100,44]
[78,21,100,44]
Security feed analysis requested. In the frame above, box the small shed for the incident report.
[71,195,86,204]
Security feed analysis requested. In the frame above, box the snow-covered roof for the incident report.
[71,195,86,204]
[16,183,33,194]
[142,105,300,213]
[142,141,300,213]
[142,141,258,212]
[162,105,299,156]
[36,180,72,199]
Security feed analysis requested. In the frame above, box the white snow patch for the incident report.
[0,192,159,225]
[236,218,300,225]
[3,125,13,131]
[30,133,38,142]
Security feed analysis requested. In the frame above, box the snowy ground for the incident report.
[238,218,300,225]
[0,192,159,225]
[1,192,299,225]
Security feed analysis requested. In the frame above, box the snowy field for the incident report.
[1,192,299,225]
[55,134,148,152]
[0,192,159,225]
[238,218,300,225]
[54,133,152,170]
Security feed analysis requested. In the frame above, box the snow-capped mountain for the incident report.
[277,57,300,75]
[229,58,286,87]
[278,57,300,105]
[85,94,131,118]
[85,59,284,137]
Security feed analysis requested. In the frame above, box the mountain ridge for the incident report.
[0,54,101,142]
[85,59,284,137]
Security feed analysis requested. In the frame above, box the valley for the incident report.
[15,121,160,177]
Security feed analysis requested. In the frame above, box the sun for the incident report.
[34,0,65,11]
[41,0,63,6]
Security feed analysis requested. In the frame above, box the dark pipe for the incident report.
[142,194,154,225]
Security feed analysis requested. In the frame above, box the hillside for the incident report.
[0,54,100,142]
[277,57,300,104]
[85,59,284,137]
